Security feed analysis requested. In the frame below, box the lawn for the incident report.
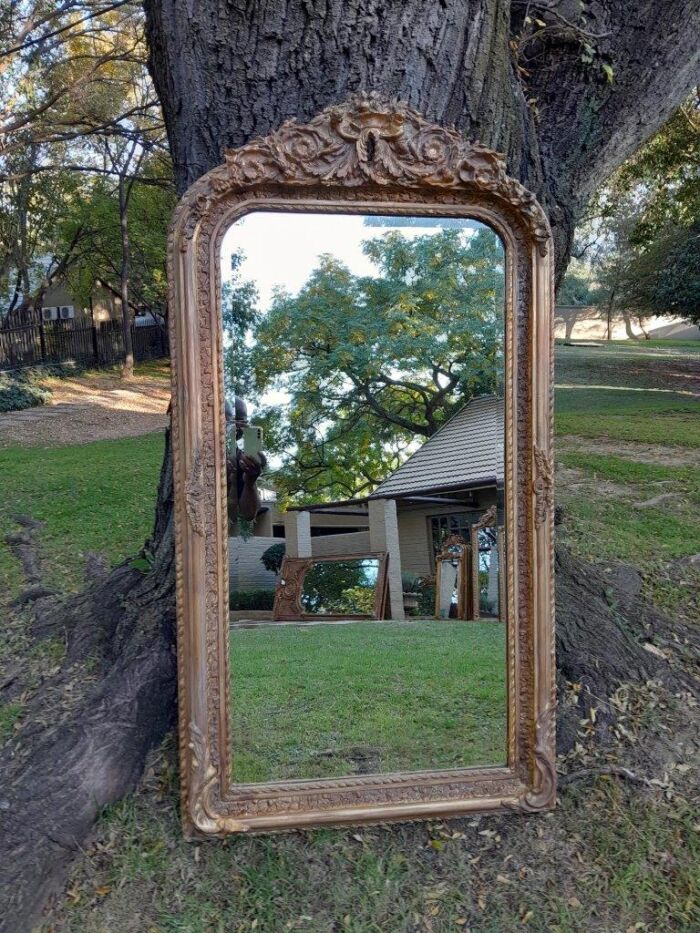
[230,621,507,782]
[0,432,164,596]
[555,386,700,447]
[558,451,700,564]
[554,343,700,446]
[1,341,698,932]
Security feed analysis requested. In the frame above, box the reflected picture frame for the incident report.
[168,94,556,836]
[434,534,470,620]
[273,553,389,621]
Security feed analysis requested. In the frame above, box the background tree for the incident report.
[250,227,504,501]
[64,158,175,323]
[556,92,700,333]
[221,251,260,400]
[0,146,90,321]
[0,0,170,372]
[2,2,700,928]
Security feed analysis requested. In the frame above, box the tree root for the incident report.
[559,765,653,788]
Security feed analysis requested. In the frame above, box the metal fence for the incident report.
[0,318,168,371]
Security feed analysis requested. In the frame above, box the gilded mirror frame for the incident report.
[471,504,499,621]
[168,95,555,836]
[273,553,389,622]
[434,534,470,620]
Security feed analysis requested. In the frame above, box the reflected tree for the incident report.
[252,227,504,501]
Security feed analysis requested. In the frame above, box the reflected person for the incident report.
[225,398,266,535]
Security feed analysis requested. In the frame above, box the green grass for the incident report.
[0,432,164,594]
[0,701,22,743]
[558,451,700,563]
[1,340,695,932]
[554,340,700,445]
[49,753,700,933]
[555,386,700,446]
[230,621,507,782]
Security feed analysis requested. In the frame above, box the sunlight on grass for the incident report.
[555,386,700,447]
[0,432,164,595]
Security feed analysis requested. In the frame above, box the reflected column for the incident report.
[368,498,404,621]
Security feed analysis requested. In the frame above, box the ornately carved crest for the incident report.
[183,94,549,251]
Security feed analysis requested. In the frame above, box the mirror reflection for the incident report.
[300,558,382,617]
[223,212,507,783]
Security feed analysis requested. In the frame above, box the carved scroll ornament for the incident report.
[533,446,554,527]
[179,94,550,252]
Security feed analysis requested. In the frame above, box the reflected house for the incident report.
[282,396,504,620]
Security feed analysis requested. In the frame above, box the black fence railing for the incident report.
[0,318,168,371]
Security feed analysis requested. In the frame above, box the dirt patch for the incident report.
[0,373,170,448]
[555,464,633,500]
[558,435,700,468]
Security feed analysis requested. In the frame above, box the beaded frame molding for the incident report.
[168,95,556,836]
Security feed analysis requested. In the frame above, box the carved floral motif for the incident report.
[178,94,551,252]
[533,446,554,526]
[184,445,205,537]
[188,721,222,833]
[509,705,557,813]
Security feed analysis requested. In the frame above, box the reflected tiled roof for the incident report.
[369,396,504,499]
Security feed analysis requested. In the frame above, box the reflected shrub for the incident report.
[230,589,275,610]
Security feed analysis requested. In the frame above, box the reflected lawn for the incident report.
[229,620,506,783]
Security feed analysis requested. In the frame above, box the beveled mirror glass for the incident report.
[170,98,555,835]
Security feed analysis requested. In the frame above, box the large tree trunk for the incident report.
[2,2,699,929]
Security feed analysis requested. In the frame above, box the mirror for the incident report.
[223,210,508,782]
[435,536,469,619]
[170,99,556,834]
[300,557,382,616]
[274,555,388,620]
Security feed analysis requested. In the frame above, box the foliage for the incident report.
[0,0,172,365]
[64,159,175,318]
[556,257,602,307]
[260,541,285,574]
[400,570,421,592]
[567,95,700,326]
[616,221,700,322]
[300,560,375,615]
[416,581,437,616]
[229,589,275,611]
[250,227,504,502]
[0,370,52,412]
[615,97,700,237]
[222,251,260,399]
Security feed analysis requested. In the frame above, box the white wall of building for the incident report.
[229,536,279,590]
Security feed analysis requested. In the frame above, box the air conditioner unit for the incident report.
[59,305,75,319]
[42,307,58,322]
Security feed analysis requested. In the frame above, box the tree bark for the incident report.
[2,2,700,929]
